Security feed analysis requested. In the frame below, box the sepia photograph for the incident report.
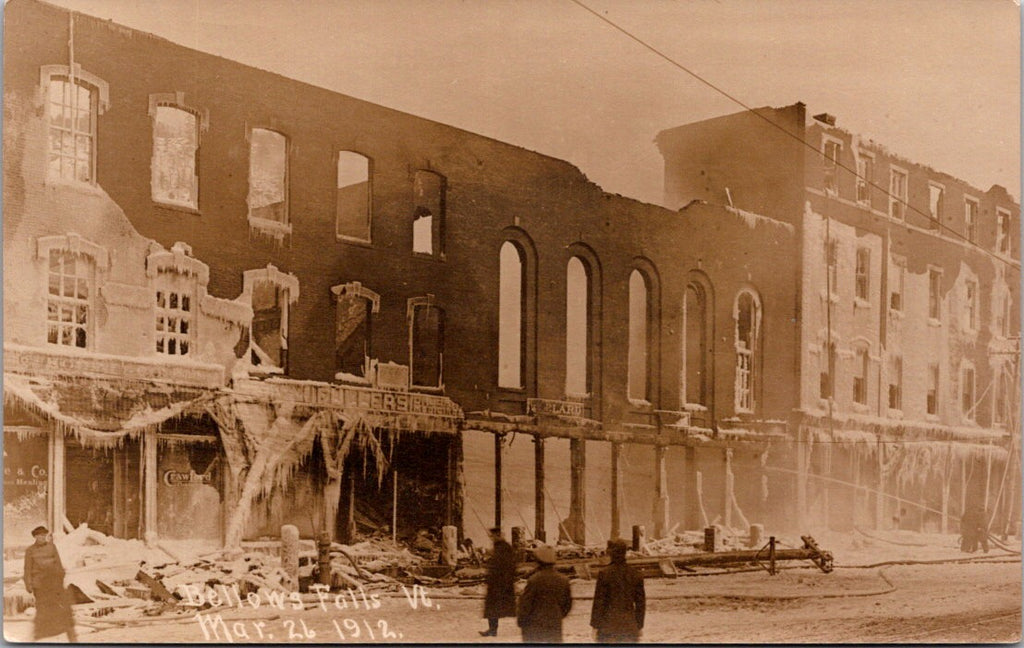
[2,0,1021,643]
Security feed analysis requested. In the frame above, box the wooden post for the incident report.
[441,525,458,566]
[822,441,832,530]
[875,439,885,530]
[610,442,621,539]
[281,525,300,591]
[570,438,586,545]
[796,433,808,530]
[654,445,669,539]
[47,430,66,535]
[632,525,646,552]
[534,436,545,542]
[684,445,697,530]
[392,468,398,545]
[984,446,993,511]
[723,448,734,530]
[143,428,158,544]
[941,444,952,534]
[494,434,503,530]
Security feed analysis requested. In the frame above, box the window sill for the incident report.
[410,384,445,395]
[888,309,904,320]
[854,297,871,309]
[887,408,904,419]
[818,290,840,304]
[336,235,373,248]
[925,413,940,422]
[45,175,105,196]
[153,200,200,216]
[851,402,870,414]
[412,251,447,262]
[927,318,942,328]
[497,386,527,395]
[334,371,370,386]
[247,215,293,237]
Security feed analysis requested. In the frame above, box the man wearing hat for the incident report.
[516,544,572,643]
[23,526,77,642]
[480,527,516,636]
[590,538,645,643]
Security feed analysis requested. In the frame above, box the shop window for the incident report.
[734,289,761,412]
[964,198,978,243]
[332,283,379,380]
[823,138,840,194]
[46,251,91,348]
[155,285,193,356]
[961,364,976,421]
[928,184,944,231]
[996,208,1011,254]
[855,247,870,302]
[336,151,371,242]
[498,241,524,389]
[889,168,907,220]
[856,153,873,204]
[928,268,942,321]
[927,364,940,415]
[853,346,868,405]
[888,355,902,411]
[248,129,288,224]
[45,70,105,184]
[566,257,590,397]
[819,340,836,400]
[412,170,445,256]
[965,280,978,331]
[627,269,651,402]
[151,104,199,209]
[409,299,444,388]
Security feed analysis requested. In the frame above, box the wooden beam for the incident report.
[534,436,545,542]
[654,445,669,538]
[610,442,621,540]
[494,434,503,530]
[569,438,586,544]
[143,428,158,543]
[48,430,65,534]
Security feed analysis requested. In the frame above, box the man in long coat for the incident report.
[480,527,516,636]
[516,544,572,643]
[23,526,77,642]
[590,538,646,643]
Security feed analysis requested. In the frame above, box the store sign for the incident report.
[163,469,213,486]
[5,346,223,387]
[527,398,585,418]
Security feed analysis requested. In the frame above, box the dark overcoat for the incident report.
[516,566,572,643]
[590,562,646,642]
[483,538,516,618]
[24,541,75,640]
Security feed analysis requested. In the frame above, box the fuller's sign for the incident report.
[527,398,586,418]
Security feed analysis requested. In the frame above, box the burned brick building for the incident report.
[3,0,1017,553]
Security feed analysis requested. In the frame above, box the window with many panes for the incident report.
[735,290,760,412]
[889,168,907,220]
[155,287,192,356]
[855,247,870,302]
[964,198,978,243]
[856,153,873,204]
[46,251,91,348]
[47,75,97,183]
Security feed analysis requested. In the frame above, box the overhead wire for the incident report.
[566,0,1020,272]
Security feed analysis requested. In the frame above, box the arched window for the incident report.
[248,129,288,224]
[332,282,380,380]
[498,241,524,389]
[410,298,444,388]
[151,103,200,208]
[566,256,590,397]
[627,270,650,402]
[336,151,371,242]
[683,283,708,406]
[44,68,106,184]
[734,289,761,412]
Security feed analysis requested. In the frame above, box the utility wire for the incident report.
[566,0,1020,272]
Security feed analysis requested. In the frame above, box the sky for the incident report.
[40,0,1021,205]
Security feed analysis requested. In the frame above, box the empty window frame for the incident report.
[333,283,379,379]
[412,170,445,256]
[853,346,869,405]
[889,167,908,220]
[964,198,979,243]
[249,280,291,372]
[683,280,710,407]
[247,129,288,224]
[565,257,590,397]
[961,364,976,421]
[927,183,944,231]
[734,290,760,412]
[823,138,841,194]
[155,280,193,356]
[336,151,372,242]
[996,208,1011,254]
[46,74,99,183]
[46,251,91,348]
[498,242,525,389]
[994,368,1010,426]
[627,269,651,402]
[928,268,942,321]
[890,259,905,312]
[887,355,902,411]
[151,105,199,208]
[410,300,444,388]
[927,363,939,415]
[819,340,836,400]
[855,247,870,302]
[1000,292,1012,338]
[825,236,839,295]
[965,280,978,331]
[856,153,873,204]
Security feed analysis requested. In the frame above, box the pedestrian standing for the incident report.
[480,527,516,636]
[590,538,646,643]
[516,544,572,643]
[23,526,77,642]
